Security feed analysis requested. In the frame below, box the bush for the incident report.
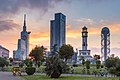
[25,59,33,67]
[86,60,90,69]
[25,67,36,75]
[96,60,101,69]
[45,55,68,78]
[0,57,8,68]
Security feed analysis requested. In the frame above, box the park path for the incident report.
[0,72,22,80]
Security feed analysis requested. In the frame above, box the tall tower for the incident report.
[50,13,66,52]
[79,26,92,62]
[82,26,88,50]
[21,14,31,59]
[101,27,110,63]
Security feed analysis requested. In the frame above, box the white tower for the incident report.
[79,26,92,61]
[82,26,88,50]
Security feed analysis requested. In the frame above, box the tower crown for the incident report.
[82,26,87,32]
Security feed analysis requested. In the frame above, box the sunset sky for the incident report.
[0,0,120,57]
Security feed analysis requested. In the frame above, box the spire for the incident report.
[24,14,26,26]
[23,14,26,31]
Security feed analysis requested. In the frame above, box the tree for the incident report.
[59,44,74,62]
[80,56,85,74]
[86,60,90,69]
[96,60,101,69]
[86,60,90,75]
[45,55,68,78]
[0,57,8,69]
[93,54,100,60]
[105,55,118,69]
[25,59,33,67]
[105,55,120,77]
[9,57,13,63]
[29,45,47,65]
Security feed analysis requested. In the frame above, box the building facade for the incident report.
[50,13,66,52]
[0,45,9,58]
[13,39,26,60]
[13,14,30,60]
[79,26,93,62]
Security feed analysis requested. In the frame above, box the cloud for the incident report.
[0,20,20,32]
[76,18,96,26]
[0,0,67,17]
[31,32,49,39]
[74,18,120,34]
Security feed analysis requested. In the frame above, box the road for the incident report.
[0,72,22,80]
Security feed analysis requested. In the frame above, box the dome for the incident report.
[101,27,110,34]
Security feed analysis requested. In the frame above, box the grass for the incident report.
[21,75,119,80]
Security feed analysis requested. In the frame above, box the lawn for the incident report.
[21,75,119,80]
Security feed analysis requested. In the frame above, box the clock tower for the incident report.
[82,26,88,50]
[78,26,93,63]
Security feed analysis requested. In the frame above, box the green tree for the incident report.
[105,55,118,69]
[25,59,33,67]
[29,45,47,65]
[86,60,90,69]
[105,55,120,77]
[93,54,100,60]
[80,56,85,74]
[0,57,8,69]
[45,55,68,78]
[96,60,101,69]
[86,60,90,75]
[59,44,74,62]
[9,57,13,63]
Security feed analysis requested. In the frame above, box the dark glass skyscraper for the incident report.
[50,13,66,52]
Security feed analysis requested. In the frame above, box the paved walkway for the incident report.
[0,72,111,80]
[0,72,22,80]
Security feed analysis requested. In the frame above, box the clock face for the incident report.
[83,33,86,36]
[22,35,27,40]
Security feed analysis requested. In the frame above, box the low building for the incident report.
[0,45,9,58]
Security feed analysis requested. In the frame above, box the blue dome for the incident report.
[101,27,110,34]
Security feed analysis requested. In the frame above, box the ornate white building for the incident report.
[79,26,93,62]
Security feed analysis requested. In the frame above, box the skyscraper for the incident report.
[21,14,31,59]
[13,14,31,60]
[50,13,66,52]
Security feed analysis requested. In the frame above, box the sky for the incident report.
[0,0,120,57]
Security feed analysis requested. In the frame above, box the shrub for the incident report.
[0,57,8,68]
[25,59,33,67]
[86,60,90,69]
[45,55,68,78]
[25,67,36,75]
[25,59,35,75]
[96,60,101,69]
